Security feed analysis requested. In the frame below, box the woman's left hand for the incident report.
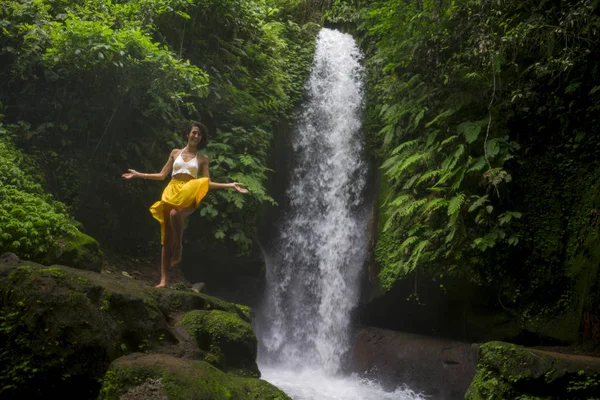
[232,182,249,194]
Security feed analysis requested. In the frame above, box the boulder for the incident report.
[465,341,600,399]
[178,310,259,377]
[44,230,104,272]
[98,353,289,400]
[352,326,478,399]
[0,263,269,398]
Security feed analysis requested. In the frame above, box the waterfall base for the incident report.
[260,366,424,400]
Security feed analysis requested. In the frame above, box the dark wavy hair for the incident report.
[188,121,209,149]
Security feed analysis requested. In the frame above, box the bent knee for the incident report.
[169,208,179,218]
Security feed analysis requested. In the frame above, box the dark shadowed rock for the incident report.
[0,263,271,399]
[352,327,477,400]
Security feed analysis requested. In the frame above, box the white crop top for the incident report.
[172,150,199,178]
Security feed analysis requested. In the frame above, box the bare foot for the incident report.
[171,245,183,268]
[155,281,167,288]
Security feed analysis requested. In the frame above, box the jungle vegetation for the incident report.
[0,0,321,258]
[327,0,600,337]
[1,0,599,342]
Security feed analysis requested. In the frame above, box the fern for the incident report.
[419,197,448,218]
[389,193,413,207]
[467,156,486,173]
[398,197,428,217]
[447,193,466,216]
[411,108,426,130]
[416,168,441,185]
[439,135,458,147]
[391,139,419,155]
[425,108,456,128]
[445,210,461,244]
[468,195,489,212]
[408,239,429,271]
[380,124,397,146]
[381,154,400,170]
[426,129,439,146]
[451,164,468,191]
[403,173,421,189]
[386,152,428,178]
[399,235,419,254]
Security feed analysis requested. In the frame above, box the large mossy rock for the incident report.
[43,230,104,272]
[178,310,259,377]
[465,341,600,400]
[0,263,261,398]
[99,353,289,400]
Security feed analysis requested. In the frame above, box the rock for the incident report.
[178,309,259,377]
[0,264,173,398]
[98,353,290,400]
[43,230,103,272]
[191,282,205,293]
[465,341,600,399]
[0,252,19,264]
[352,327,478,399]
[0,263,266,398]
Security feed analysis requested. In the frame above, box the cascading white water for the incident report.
[258,27,367,373]
[256,29,423,400]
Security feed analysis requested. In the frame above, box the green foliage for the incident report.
[0,120,80,259]
[151,0,318,253]
[0,0,318,255]
[352,0,600,301]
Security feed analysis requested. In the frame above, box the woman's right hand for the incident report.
[122,169,140,179]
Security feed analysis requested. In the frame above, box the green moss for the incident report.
[0,265,106,397]
[178,310,259,377]
[99,354,290,400]
[99,365,157,399]
[234,303,252,323]
[465,365,514,400]
[0,264,173,397]
[466,342,600,399]
[44,230,103,272]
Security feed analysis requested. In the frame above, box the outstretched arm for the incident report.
[200,154,248,193]
[122,149,178,181]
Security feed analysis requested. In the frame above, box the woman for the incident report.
[122,122,248,288]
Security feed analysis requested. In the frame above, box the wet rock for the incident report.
[352,327,477,399]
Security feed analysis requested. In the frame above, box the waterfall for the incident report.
[256,28,423,400]
[258,27,367,372]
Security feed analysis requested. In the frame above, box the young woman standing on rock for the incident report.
[122,122,248,288]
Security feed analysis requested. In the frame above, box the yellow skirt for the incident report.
[149,177,210,244]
